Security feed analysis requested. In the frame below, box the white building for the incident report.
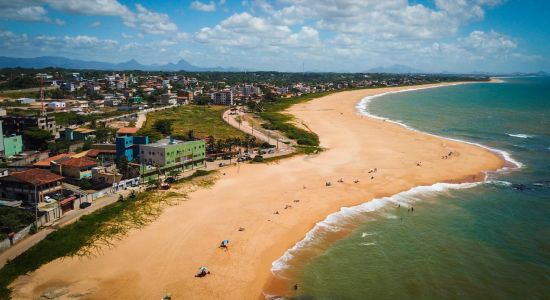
[210,90,233,105]
[161,92,177,105]
[47,101,66,110]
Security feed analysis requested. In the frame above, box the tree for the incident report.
[116,156,130,179]
[22,127,52,151]
[186,130,195,141]
[94,127,116,143]
[154,119,172,135]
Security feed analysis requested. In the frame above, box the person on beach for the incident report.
[219,239,230,251]
[294,283,299,291]
[195,266,210,277]
[411,207,414,212]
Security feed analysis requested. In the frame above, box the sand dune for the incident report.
[10,84,504,300]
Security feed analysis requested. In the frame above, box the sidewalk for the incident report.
[0,187,138,269]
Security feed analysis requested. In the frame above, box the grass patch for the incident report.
[258,91,337,147]
[138,105,245,141]
[0,171,216,299]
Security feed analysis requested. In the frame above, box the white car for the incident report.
[44,196,54,203]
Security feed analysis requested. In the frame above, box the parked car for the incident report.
[44,196,54,203]
[222,154,231,160]
[79,202,92,209]
[160,183,171,190]
[206,157,215,162]
[164,177,176,183]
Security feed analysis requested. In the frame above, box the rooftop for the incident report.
[146,138,199,148]
[117,127,139,135]
[58,157,98,168]
[0,168,64,185]
[33,152,75,168]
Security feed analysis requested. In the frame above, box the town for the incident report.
[0,68,487,263]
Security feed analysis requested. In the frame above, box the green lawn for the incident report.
[138,105,245,141]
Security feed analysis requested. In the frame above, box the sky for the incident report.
[0,0,549,73]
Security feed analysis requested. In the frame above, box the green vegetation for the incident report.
[0,169,215,299]
[22,127,52,151]
[257,92,336,149]
[0,207,34,235]
[138,105,245,141]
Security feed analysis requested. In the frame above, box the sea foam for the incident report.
[271,181,480,274]
[355,86,523,169]
[507,133,534,139]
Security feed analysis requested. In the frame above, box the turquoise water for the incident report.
[292,78,550,299]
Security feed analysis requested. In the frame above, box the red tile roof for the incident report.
[33,153,75,168]
[86,149,116,158]
[0,168,64,185]
[117,127,139,135]
[59,157,98,168]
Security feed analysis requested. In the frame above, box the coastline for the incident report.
[9,82,506,300]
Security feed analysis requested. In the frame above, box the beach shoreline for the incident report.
[9,82,506,300]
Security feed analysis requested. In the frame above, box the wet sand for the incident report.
[10,83,504,299]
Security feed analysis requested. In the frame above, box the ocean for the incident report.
[278,77,550,299]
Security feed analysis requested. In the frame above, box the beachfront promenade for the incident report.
[9,84,504,300]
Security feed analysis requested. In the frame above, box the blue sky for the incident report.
[0,0,548,73]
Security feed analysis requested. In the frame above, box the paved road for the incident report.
[222,108,293,153]
[0,187,138,269]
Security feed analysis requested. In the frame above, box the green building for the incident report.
[139,137,205,169]
[3,135,23,157]
[129,96,143,104]
[0,120,23,158]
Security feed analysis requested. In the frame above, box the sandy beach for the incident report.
[9,83,505,299]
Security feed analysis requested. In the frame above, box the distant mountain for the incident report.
[0,56,242,72]
[366,64,424,74]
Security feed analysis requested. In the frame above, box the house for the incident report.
[117,127,139,136]
[91,166,122,185]
[16,98,35,104]
[52,157,98,180]
[63,127,96,142]
[210,90,233,105]
[0,168,64,204]
[160,92,177,105]
[33,152,75,169]
[129,96,143,105]
[116,135,149,161]
[86,149,117,163]
[47,101,66,111]
[139,137,205,169]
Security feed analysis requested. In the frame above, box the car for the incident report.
[222,155,231,160]
[268,149,275,154]
[160,183,171,190]
[218,162,224,167]
[206,157,215,162]
[237,157,245,162]
[164,177,176,183]
[44,196,54,203]
[79,202,92,209]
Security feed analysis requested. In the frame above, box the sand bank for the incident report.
[10,83,504,299]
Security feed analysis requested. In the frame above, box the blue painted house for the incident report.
[116,135,149,162]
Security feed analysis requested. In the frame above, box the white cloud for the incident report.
[190,1,216,12]
[122,4,179,35]
[0,1,64,24]
[44,0,128,16]
[90,21,101,27]
[121,33,132,39]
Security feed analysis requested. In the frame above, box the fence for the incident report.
[0,224,33,253]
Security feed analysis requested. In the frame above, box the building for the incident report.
[0,169,64,204]
[0,120,23,158]
[51,157,98,179]
[139,137,205,169]
[116,135,149,162]
[33,152,75,169]
[86,149,117,163]
[117,127,139,136]
[0,115,57,136]
[47,101,66,111]
[63,127,96,142]
[210,90,233,105]
[16,98,35,104]
[160,92,177,105]
[91,166,122,185]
